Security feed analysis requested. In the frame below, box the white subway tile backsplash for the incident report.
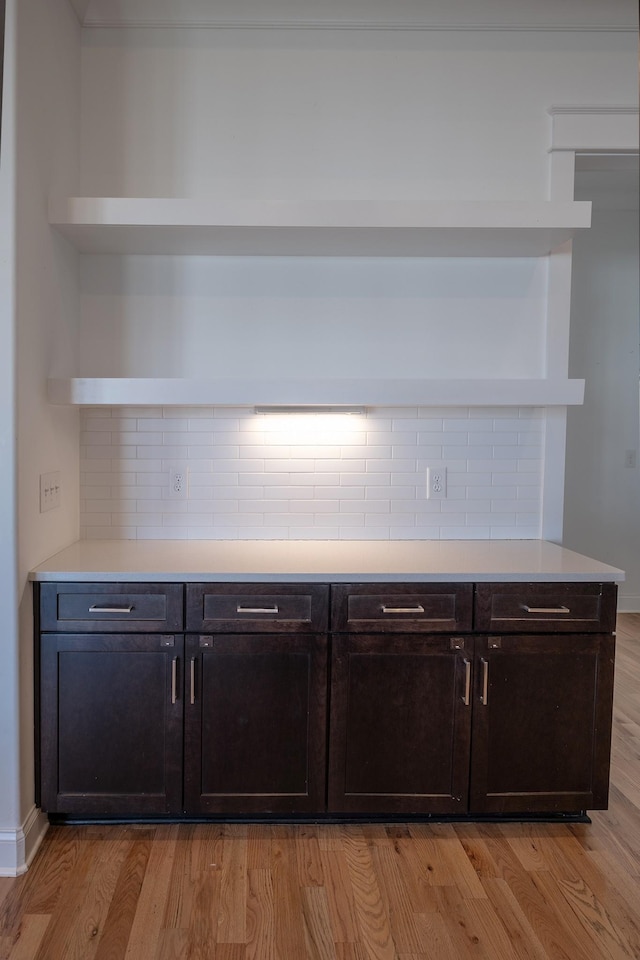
[139,418,190,431]
[80,406,545,540]
[121,432,164,445]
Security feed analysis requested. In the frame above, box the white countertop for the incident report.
[29,540,625,583]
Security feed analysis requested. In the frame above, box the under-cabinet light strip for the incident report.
[254,405,367,415]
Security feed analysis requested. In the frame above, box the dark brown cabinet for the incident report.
[469,632,615,814]
[39,632,184,816]
[327,582,616,817]
[328,632,472,814]
[37,582,329,818]
[35,578,617,820]
[184,583,329,814]
[184,632,327,815]
[328,583,474,814]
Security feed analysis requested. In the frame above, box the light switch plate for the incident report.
[40,471,61,512]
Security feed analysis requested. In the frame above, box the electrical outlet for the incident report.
[40,471,61,512]
[624,450,637,468]
[427,466,447,499]
[167,462,189,500]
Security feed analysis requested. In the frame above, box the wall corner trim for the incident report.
[0,806,49,877]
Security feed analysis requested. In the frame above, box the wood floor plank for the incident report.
[318,825,347,853]
[407,825,487,900]
[0,827,84,941]
[29,832,118,960]
[122,825,179,960]
[529,869,630,960]
[460,894,535,960]
[296,826,325,888]
[93,838,152,960]
[453,826,609,959]
[584,787,640,876]
[247,824,272,870]
[587,848,640,945]
[341,828,397,960]
[6,915,50,960]
[371,843,425,954]
[183,828,222,958]
[481,878,554,960]
[0,936,13,960]
[382,838,439,915]
[155,929,189,960]
[271,836,309,960]
[0,883,12,913]
[319,850,360,945]
[413,911,462,960]
[431,885,490,960]
[246,868,276,960]
[213,945,247,960]
[538,833,640,958]
[162,823,197,932]
[497,826,550,873]
[335,943,370,960]
[216,832,248,944]
[301,885,338,960]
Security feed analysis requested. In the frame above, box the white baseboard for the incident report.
[0,806,48,877]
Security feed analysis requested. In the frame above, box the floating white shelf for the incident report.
[47,377,586,407]
[49,197,592,257]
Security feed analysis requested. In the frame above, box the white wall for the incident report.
[79,28,635,201]
[77,255,547,381]
[564,166,640,610]
[2,0,81,871]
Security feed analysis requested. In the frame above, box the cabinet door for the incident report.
[184,633,327,815]
[328,634,473,815]
[39,633,184,816]
[469,634,615,814]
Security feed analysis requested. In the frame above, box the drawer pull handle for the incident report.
[88,604,134,614]
[521,605,570,615]
[381,605,425,615]
[236,605,279,615]
[462,659,471,706]
[171,657,178,705]
[480,658,489,705]
[190,657,196,705]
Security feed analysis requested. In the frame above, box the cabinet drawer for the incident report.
[331,583,473,633]
[186,584,329,633]
[40,583,183,632]
[474,582,617,634]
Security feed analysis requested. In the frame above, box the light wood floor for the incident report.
[1,614,639,960]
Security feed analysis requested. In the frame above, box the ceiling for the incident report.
[67,0,638,30]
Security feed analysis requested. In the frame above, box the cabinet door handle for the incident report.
[88,604,134,614]
[380,605,425,615]
[236,604,279,614]
[462,658,471,706]
[521,605,570,615]
[480,658,489,705]
[190,657,196,705]
[171,657,178,704]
